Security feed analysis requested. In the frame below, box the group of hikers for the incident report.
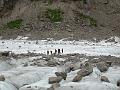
[47,48,63,55]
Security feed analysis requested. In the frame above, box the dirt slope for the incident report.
[0,0,120,40]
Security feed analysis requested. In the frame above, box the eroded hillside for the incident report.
[0,0,120,40]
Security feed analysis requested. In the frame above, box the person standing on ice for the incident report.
[58,49,60,54]
[47,51,49,55]
[62,48,63,53]
[50,51,52,55]
[55,49,57,55]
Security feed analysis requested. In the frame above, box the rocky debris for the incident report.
[72,75,82,82]
[0,75,5,81]
[117,80,120,86]
[49,76,63,84]
[77,63,93,77]
[55,72,67,80]
[96,62,109,72]
[100,76,110,82]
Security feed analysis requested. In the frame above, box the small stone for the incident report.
[101,76,110,82]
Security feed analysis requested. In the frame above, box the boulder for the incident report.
[49,76,63,84]
[55,72,67,80]
[77,63,93,77]
[117,80,120,86]
[0,75,5,81]
[96,62,109,72]
[100,76,110,82]
[72,75,82,82]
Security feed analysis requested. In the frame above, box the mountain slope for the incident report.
[0,0,120,40]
